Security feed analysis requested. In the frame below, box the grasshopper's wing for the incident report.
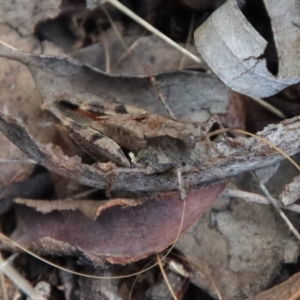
[91,114,148,151]
[43,105,130,168]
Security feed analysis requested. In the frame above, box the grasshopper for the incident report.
[42,95,212,198]
[43,95,208,162]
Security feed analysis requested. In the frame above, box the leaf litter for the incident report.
[1,1,300,299]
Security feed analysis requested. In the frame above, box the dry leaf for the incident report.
[10,183,226,265]
[194,0,300,97]
[176,191,299,299]
[0,41,232,123]
[0,0,61,36]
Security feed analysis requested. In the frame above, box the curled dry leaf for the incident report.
[10,183,226,265]
[194,0,300,98]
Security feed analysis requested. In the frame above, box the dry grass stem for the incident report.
[156,254,178,300]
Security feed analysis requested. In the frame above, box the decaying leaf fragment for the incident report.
[0,0,61,36]
[14,198,142,220]
[10,183,226,265]
[280,175,300,206]
[194,0,300,98]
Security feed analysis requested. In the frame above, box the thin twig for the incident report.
[112,36,140,70]
[224,189,300,213]
[0,41,17,50]
[101,3,128,51]
[72,188,99,199]
[250,96,286,119]
[259,183,300,241]
[144,67,176,119]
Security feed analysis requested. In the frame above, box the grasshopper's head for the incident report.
[180,123,204,148]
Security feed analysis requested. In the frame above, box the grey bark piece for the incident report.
[0,110,300,193]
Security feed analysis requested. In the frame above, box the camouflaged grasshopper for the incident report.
[42,95,209,177]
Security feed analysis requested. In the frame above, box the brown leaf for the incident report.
[11,182,227,265]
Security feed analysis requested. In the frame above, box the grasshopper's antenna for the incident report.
[144,68,176,120]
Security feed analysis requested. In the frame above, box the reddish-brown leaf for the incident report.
[12,182,226,265]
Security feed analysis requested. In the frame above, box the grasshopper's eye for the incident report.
[183,134,195,148]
